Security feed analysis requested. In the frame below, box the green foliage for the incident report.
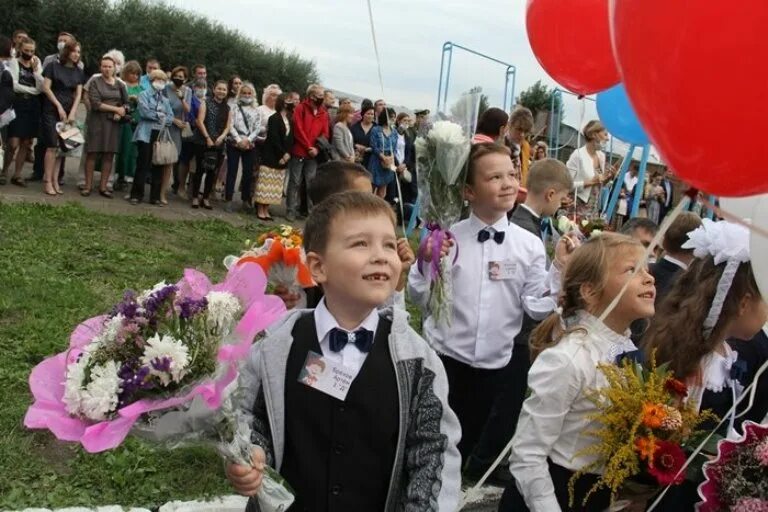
[0,202,265,509]
[477,93,490,118]
[517,79,564,120]
[0,0,318,92]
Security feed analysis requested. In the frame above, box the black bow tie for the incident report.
[478,229,505,244]
[329,327,374,353]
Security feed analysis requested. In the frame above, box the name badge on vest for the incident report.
[298,350,356,401]
[489,260,517,281]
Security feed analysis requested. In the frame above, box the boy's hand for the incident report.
[554,233,581,270]
[419,237,454,263]
[396,238,416,291]
[273,284,302,310]
[226,446,266,497]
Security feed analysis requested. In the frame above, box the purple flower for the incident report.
[111,290,140,319]
[144,285,178,318]
[117,360,153,406]
[150,357,172,373]
[177,297,208,319]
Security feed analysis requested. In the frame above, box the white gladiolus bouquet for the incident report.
[415,91,480,324]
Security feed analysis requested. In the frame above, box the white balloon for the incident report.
[750,196,768,300]
[721,194,768,221]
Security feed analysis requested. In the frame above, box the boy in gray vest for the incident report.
[228,191,461,511]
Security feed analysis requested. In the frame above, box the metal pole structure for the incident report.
[604,144,636,221]
[436,41,517,113]
[548,89,560,158]
[631,145,651,218]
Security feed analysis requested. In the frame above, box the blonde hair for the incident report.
[527,158,574,194]
[148,69,168,82]
[509,106,534,133]
[262,83,282,105]
[237,81,257,102]
[306,83,323,97]
[583,120,605,142]
[530,233,642,360]
[103,49,125,72]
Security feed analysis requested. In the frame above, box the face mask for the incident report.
[20,53,33,61]
[313,97,324,107]
[285,102,295,110]
[152,81,165,91]
[239,97,254,105]
[172,78,184,88]
[57,41,66,52]
[597,140,607,151]
[194,89,206,99]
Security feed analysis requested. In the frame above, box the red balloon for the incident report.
[526,0,620,95]
[612,0,768,197]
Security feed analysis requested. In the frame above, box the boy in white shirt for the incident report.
[408,143,575,465]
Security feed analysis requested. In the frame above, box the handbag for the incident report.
[0,107,16,129]
[152,127,178,166]
[181,122,194,138]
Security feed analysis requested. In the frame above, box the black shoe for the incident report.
[27,175,42,182]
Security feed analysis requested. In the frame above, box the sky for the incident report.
[177,0,601,127]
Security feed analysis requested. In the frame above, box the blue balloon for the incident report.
[596,84,650,145]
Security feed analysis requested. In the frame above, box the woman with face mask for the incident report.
[224,81,261,213]
[3,36,43,187]
[176,79,207,199]
[128,69,173,205]
[191,79,232,209]
[40,39,85,196]
[82,56,128,198]
[566,120,616,217]
[161,66,191,205]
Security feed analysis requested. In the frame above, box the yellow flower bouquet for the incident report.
[570,355,716,506]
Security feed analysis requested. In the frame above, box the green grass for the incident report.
[0,201,267,509]
[0,201,425,509]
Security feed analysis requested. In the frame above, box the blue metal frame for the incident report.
[436,41,517,114]
[547,88,596,160]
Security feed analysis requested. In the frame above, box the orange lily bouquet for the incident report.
[570,356,715,506]
[224,225,314,299]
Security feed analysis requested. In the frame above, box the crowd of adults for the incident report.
[0,29,434,221]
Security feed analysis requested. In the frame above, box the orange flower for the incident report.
[641,403,668,429]
[634,436,657,461]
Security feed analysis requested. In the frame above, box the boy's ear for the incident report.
[544,188,556,203]
[463,183,475,203]
[306,251,328,285]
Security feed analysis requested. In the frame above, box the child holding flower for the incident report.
[642,219,768,510]
[501,233,656,511]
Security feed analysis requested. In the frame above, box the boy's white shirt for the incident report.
[313,297,379,374]
[408,212,560,369]
[509,311,636,512]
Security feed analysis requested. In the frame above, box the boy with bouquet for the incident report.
[228,191,461,511]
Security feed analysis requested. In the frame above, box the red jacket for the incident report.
[291,99,330,158]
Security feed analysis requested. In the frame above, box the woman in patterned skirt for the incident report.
[254,93,294,221]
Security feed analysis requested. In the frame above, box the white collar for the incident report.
[663,255,689,270]
[569,310,637,363]
[468,211,510,233]
[701,344,739,393]
[518,203,541,220]
[314,297,380,342]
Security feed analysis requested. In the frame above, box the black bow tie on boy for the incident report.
[477,228,505,244]
[329,327,374,353]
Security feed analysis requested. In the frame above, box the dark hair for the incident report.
[527,158,574,194]
[662,212,702,254]
[0,36,11,58]
[122,60,142,78]
[377,108,389,126]
[275,93,288,113]
[360,105,375,119]
[476,107,509,138]
[465,142,512,185]
[643,258,760,379]
[12,29,28,40]
[304,191,395,254]
[308,161,373,205]
[58,31,74,39]
[387,107,396,118]
[621,217,659,237]
[171,66,189,80]
[213,79,228,90]
[145,58,159,67]
[227,75,242,97]
[361,98,373,110]
[59,39,80,65]
[192,64,206,75]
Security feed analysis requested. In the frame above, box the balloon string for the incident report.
[366,0,386,98]
[571,97,587,221]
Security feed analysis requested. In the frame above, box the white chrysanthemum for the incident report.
[141,334,190,386]
[590,229,604,238]
[138,281,169,305]
[279,225,293,237]
[88,313,125,350]
[205,291,242,334]
[426,120,466,145]
[414,135,428,157]
[79,360,122,421]
[63,352,91,415]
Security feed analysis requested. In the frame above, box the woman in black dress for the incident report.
[350,104,375,168]
[40,40,84,196]
[3,36,43,186]
[192,80,232,209]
